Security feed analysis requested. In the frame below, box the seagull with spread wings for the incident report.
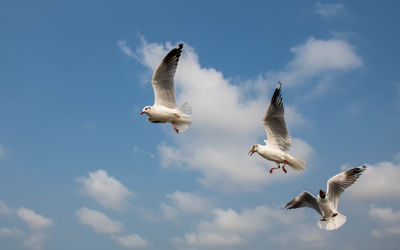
[283,165,366,230]
[248,82,305,174]
[140,44,192,133]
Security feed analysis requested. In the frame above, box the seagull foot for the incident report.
[269,166,280,174]
[282,165,287,173]
[320,217,327,221]
[172,123,179,133]
[332,213,338,217]
[174,113,180,119]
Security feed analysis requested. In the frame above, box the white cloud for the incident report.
[24,232,48,250]
[266,37,362,88]
[16,207,53,230]
[347,154,400,200]
[0,199,12,215]
[369,206,400,239]
[172,205,328,248]
[76,207,124,234]
[112,234,148,248]
[0,227,23,237]
[161,191,212,219]
[314,2,344,18]
[370,206,400,224]
[77,169,134,210]
[118,40,136,58]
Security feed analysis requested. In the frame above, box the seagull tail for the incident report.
[286,155,306,172]
[317,213,347,231]
[175,102,192,133]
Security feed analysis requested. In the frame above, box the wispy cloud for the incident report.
[0,199,13,215]
[118,40,136,58]
[369,205,400,239]
[314,2,345,18]
[112,234,148,248]
[161,191,212,219]
[76,169,134,210]
[0,227,24,237]
[76,207,124,234]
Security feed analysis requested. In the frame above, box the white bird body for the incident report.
[249,82,305,174]
[141,44,192,133]
[256,144,288,163]
[284,165,366,230]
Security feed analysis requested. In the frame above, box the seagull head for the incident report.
[319,189,326,199]
[248,144,258,156]
[140,106,151,115]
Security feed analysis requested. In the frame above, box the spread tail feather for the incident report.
[317,213,347,231]
[286,155,306,172]
[175,102,192,133]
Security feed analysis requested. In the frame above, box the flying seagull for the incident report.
[140,44,192,133]
[283,165,366,230]
[248,82,305,174]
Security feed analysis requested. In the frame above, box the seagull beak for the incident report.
[140,111,145,115]
[248,149,254,156]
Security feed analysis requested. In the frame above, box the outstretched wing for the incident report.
[283,191,322,215]
[263,82,291,151]
[327,165,367,210]
[151,44,183,108]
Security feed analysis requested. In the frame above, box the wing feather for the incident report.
[327,165,367,210]
[263,82,291,151]
[151,44,183,108]
[283,191,322,215]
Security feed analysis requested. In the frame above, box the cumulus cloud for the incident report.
[132,40,314,191]
[346,154,400,200]
[76,169,134,210]
[172,205,328,248]
[265,37,362,88]
[314,2,345,18]
[0,227,24,237]
[112,234,148,248]
[369,206,400,238]
[76,207,124,234]
[161,191,213,219]
[16,207,53,230]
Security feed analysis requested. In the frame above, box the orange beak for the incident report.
[248,149,255,156]
[140,111,145,115]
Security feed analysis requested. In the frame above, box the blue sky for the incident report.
[1,0,400,249]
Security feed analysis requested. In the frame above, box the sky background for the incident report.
[1,0,400,249]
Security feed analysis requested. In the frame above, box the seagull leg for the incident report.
[172,122,179,133]
[332,213,338,217]
[174,113,180,119]
[281,161,288,173]
[269,164,281,174]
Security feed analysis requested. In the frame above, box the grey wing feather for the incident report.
[263,82,291,151]
[151,44,183,108]
[283,191,322,215]
[327,165,367,210]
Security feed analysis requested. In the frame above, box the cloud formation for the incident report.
[16,207,53,230]
[314,2,345,18]
[161,191,212,219]
[76,207,124,234]
[346,154,400,200]
[0,199,12,215]
[112,234,148,248]
[77,169,134,210]
[369,205,400,239]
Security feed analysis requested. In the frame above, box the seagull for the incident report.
[283,165,367,230]
[140,44,192,133]
[248,82,305,174]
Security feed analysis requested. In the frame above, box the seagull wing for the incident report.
[327,165,367,210]
[151,44,183,108]
[283,191,322,215]
[263,82,291,151]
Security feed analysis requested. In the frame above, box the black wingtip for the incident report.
[277,81,282,89]
[177,43,183,49]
